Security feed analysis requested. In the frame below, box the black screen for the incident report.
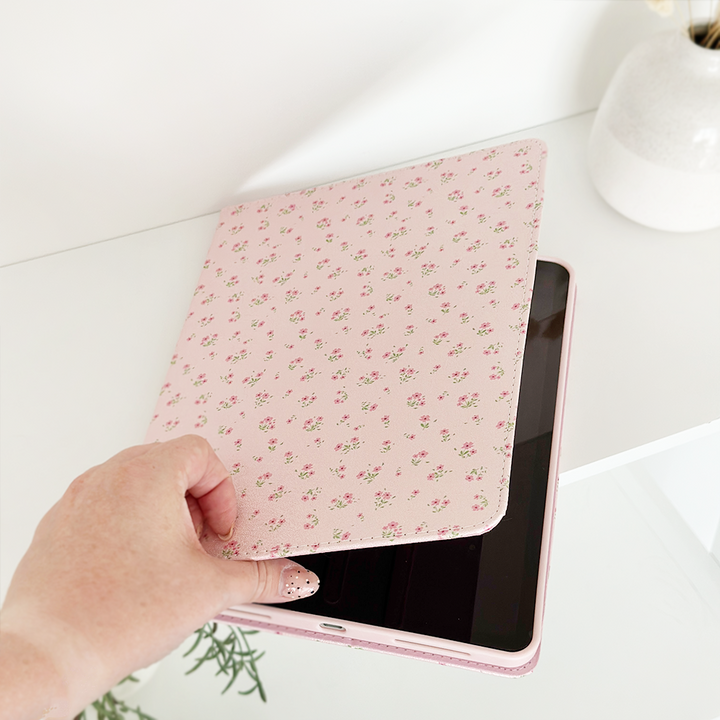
[267,261,570,652]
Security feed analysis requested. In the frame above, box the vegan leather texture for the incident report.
[146,139,547,560]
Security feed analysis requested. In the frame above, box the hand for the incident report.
[0,435,319,719]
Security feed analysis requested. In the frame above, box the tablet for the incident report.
[218,258,575,675]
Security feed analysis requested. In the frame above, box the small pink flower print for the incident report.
[217,395,237,410]
[299,367,318,382]
[265,517,286,532]
[472,494,489,512]
[269,543,292,558]
[329,494,354,510]
[301,487,320,504]
[411,450,428,466]
[429,497,450,514]
[381,522,403,540]
[357,370,381,386]
[437,525,461,539]
[383,345,407,362]
[300,394,317,408]
[335,437,361,454]
[200,333,218,347]
[303,513,319,530]
[428,283,446,297]
[457,392,480,409]
[374,490,395,509]
[165,392,183,407]
[268,485,288,501]
[447,342,467,358]
[254,391,271,408]
[221,540,242,560]
[475,281,497,296]
[331,307,350,322]
[296,464,315,481]
[492,185,511,198]
[406,392,426,409]
[419,414,430,429]
[458,442,477,458]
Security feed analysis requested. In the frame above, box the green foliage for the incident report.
[75,623,265,720]
[183,622,266,701]
[74,676,155,720]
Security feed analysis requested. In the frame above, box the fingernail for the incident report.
[218,526,234,542]
[279,563,320,600]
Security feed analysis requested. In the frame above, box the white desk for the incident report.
[2,111,719,719]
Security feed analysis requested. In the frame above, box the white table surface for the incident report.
[2,110,720,718]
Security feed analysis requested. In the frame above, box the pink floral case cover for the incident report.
[146,139,547,561]
[219,260,576,676]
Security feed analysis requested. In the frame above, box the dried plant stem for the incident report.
[703,21,720,47]
[705,1,720,47]
[688,0,695,40]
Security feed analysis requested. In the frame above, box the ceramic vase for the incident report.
[589,29,720,232]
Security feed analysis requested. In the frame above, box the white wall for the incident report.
[1,0,673,266]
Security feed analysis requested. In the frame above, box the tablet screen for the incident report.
[270,260,570,652]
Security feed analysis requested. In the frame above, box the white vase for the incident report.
[589,29,720,233]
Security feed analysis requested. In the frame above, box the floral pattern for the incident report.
[147,139,546,560]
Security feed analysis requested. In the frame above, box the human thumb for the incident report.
[214,557,320,606]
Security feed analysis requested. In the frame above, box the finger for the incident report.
[185,494,204,539]
[214,558,320,606]
[161,435,230,497]
[194,477,237,540]
[143,435,235,537]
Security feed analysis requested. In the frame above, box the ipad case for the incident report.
[146,139,548,562]
[218,258,576,676]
